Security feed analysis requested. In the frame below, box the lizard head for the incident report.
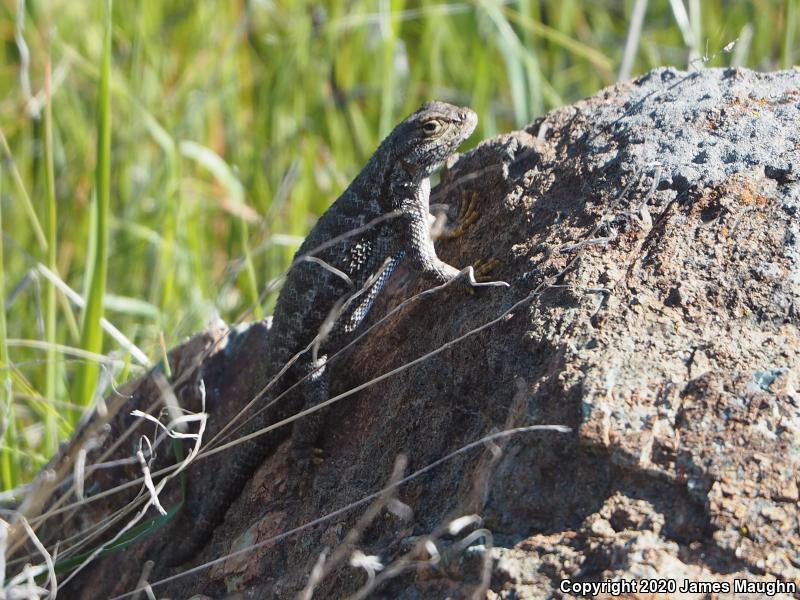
[390,101,478,177]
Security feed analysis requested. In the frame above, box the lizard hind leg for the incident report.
[437,192,480,240]
[288,355,329,472]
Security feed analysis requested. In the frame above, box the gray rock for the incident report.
[21,68,800,599]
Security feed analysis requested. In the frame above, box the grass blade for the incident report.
[0,161,20,490]
[43,53,59,454]
[619,0,649,81]
[72,0,113,421]
[0,129,47,252]
[783,0,797,68]
[688,0,702,64]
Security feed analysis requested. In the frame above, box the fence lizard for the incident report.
[169,101,507,564]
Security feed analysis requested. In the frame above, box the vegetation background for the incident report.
[0,0,796,490]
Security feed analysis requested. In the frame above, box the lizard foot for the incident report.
[287,446,323,494]
[473,257,502,281]
[289,445,325,468]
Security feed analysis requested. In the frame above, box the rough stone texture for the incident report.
[16,67,800,599]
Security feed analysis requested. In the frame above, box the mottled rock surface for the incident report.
[17,67,800,599]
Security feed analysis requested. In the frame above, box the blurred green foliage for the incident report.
[0,0,797,487]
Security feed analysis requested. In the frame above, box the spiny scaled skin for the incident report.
[173,101,479,563]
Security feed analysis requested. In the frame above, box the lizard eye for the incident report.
[422,120,443,136]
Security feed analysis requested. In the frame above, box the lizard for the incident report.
[168,101,508,564]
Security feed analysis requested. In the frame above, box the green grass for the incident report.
[71,0,112,424]
[0,156,20,490]
[43,49,59,453]
[0,0,797,489]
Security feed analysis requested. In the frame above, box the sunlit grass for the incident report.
[0,160,20,490]
[43,52,60,454]
[71,0,112,423]
[0,0,797,487]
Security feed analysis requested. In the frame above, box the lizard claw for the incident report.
[290,445,325,469]
[473,258,502,280]
[311,446,325,465]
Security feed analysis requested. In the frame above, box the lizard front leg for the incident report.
[393,177,460,284]
[398,204,461,285]
[397,182,509,289]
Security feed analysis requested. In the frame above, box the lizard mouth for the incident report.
[458,107,478,137]
[463,109,478,129]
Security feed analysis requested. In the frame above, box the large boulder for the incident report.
[15,67,800,599]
